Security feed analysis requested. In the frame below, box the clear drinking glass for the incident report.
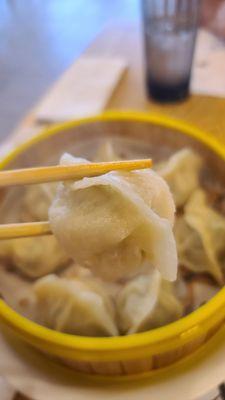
[141,0,199,102]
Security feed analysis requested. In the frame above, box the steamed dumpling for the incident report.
[174,274,219,313]
[34,274,118,337]
[175,189,225,284]
[117,270,183,334]
[0,236,69,278]
[49,153,177,282]
[156,148,202,207]
[116,270,160,334]
[188,278,219,310]
[93,141,120,162]
[21,183,57,222]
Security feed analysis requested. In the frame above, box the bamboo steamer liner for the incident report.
[0,111,224,379]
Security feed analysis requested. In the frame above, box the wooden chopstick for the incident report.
[0,158,152,240]
[0,221,51,240]
[0,159,152,187]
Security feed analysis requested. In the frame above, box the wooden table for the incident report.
[8,22,225,148]
[1,22,225,400]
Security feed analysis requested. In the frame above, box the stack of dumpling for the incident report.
[34,145,225,337]
[2,143,223,337]
[175,189,225,285]
[0,183,70,278]
[31,151,183,337]
[156,148,225,298]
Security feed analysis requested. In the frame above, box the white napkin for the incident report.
[192,29,225,97]
[35,56,127,122]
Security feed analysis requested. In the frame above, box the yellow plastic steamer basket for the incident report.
[0,111,225,380]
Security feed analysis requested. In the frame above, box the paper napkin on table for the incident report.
[35,56,127,122]
[192,29,225,97]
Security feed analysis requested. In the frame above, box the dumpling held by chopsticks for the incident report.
[49,153,177,282]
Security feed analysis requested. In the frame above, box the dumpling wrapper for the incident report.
[174,273,192,312]
[21,183,57,222]
[34,274,118,337]
[49,153,177,282]
[156,148,202,207]
[0,236,69,278]
[117,270,183,334]
[0,264,37,320]
[93,141,120,162]
[175,189,225,284]
[188,279,219,311]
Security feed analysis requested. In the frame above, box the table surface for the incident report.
[11,22,225,147]
[2,20,225,400]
